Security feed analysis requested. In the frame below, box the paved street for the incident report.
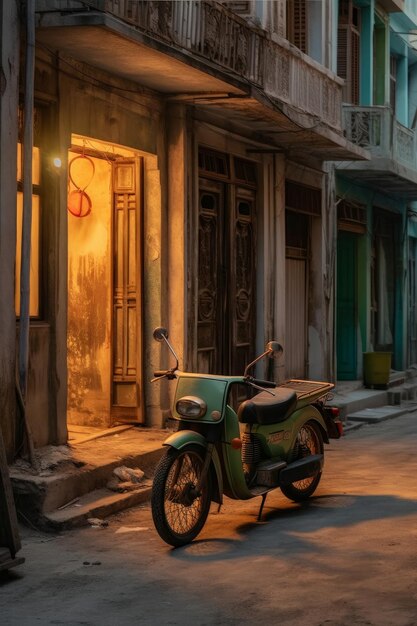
[1,411,417,626]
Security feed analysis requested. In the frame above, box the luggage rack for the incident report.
[279,379,333,399]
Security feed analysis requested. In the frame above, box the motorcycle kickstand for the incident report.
[257,493,268,522]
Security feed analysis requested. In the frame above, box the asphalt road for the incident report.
[1,411,417,626]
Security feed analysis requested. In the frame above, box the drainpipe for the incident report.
[17,0,38,470]
[19,0,35,398]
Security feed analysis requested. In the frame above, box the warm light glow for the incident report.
[53,157,62,168]
[17,143,40,184]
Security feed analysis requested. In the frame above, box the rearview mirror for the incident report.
[266,341,283,356]
[153,327,169,342]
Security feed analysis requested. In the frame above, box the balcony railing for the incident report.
[36,0,343,130]
[343,105,417,169]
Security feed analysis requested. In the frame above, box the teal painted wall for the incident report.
[336,177,406,372]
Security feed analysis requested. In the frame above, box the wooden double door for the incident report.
[197,176,256,376]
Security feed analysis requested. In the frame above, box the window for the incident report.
[337,0,361,104]
[286,0,308,54]
[15,141,41,318]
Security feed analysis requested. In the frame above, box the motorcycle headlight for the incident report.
[176,396,207,418]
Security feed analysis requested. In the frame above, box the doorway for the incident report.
[285,209,309,379]
[336,231,358,379]
[409,237,417,365]
[67,138,144,430]
[197,148,257,376]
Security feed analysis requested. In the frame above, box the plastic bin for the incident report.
[363,352,392,387]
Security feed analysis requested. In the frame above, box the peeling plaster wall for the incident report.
[23,50,165,446]
[67,153,112,427]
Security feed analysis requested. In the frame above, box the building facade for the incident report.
[1,0,370,460]
[334,0,417,380]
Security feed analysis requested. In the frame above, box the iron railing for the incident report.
[343,105,417,169]
[36,0,343,130]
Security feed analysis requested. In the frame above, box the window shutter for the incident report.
[287,0,307,54]
[337,0,360,104]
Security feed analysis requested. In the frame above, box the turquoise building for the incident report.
[334,0,417,380]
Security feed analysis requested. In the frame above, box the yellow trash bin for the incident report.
[363,352,392,387]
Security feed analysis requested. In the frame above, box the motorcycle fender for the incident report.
[292,406,329,445]
[163,430,223,505]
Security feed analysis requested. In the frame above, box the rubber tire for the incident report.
[280,420,324,502]
[151,445,212,547]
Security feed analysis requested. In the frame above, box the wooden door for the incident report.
[285,257,307,378]
[231,187,256,375]
[111,158,144,422]
[197,178,256,376]
[409,238,417,365]
[285,209,309,379]
[337,231,358,380]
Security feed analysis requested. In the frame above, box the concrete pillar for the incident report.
[271,153,286,382]
[166,103,188,369]
[143,156,164,426]
[396,53,408,126]
[0,2,20,459]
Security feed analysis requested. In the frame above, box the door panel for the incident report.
[285,258,307,378]
[197,180,224,374]
[197,175,256,376]
[285,209,309,379]
[232,190,256,375]
[337,231,357,379]
[112,159,143,421]
[409,238,417,365]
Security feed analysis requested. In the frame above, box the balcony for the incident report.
[341,106,417,198]
[379,0,405,12]
[35,0,368,161]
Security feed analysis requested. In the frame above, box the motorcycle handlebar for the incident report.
[251,378,276,389]
[153,370,177,380]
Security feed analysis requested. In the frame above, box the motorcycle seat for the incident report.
[238,388,297,425]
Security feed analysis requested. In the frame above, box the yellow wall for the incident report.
[67,151,112,427]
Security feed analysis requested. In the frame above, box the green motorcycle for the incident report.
[151,327,342,547]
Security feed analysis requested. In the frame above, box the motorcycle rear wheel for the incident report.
[151,445,212,547]
[280,420,323,502]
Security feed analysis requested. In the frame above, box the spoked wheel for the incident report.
[151,445,212,547]
[280,420,323,502]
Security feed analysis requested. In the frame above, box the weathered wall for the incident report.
[26,326,50,447]
[0,3,19,460]
[67,153,112,427]
[23,49,166,445]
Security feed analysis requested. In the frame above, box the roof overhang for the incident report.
[36,9,369,163]
[337,158,417,200]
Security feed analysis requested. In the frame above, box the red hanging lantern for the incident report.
[67,154,95,218]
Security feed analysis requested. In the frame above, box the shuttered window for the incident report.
[337,0,361,104]
[286,0,307,54]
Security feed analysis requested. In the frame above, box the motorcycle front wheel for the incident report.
[151,445,212,547]
[280,420,323,502]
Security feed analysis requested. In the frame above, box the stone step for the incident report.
[43,484,153,530]
[10,427,167,529]
[346,405,410,424]
[328,388,388,421]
